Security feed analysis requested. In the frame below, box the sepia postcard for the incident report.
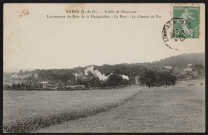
[3,3,205,133]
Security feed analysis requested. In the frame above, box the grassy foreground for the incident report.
[3,86,139,133]
[37,79,205,133]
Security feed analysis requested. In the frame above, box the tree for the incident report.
[139,70,157,89]
[140,70,177,89]
[80,72,101,88]
[19,70,24,76]
[100,80,108,88]
[12,84,16,90]
[26,84,32,89]
[16,83,21,90]
[20,82,26,90]
[155,72,165,87]
[121,79,130,85]
[154,71,177,88]
[107,73,123,89]
[91,77,101,88]
[162,72,177,87]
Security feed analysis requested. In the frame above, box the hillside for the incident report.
[152,52,205,68]
[3,52,205,85]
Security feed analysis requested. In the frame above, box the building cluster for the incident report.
[4,64,204,90]
[162,64,204,80]
[134,64,204,85]
[39,81,85,90]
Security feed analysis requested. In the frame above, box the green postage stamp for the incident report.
[172,6,200,38]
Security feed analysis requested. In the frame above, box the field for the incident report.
[3,86,139,133]
[3,79,205,133]
[37,79,205,133]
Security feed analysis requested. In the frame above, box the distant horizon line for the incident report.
[4,52,205,73]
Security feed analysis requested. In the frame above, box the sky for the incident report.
[3,4,205,72]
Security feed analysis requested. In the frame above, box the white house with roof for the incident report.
[184,67,192,72]
[164,66,173,72]
[188,64,192,67]
[39,81,49,88]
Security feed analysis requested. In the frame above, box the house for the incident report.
[183,64,193,73]
[164,66,172,70]
[188,64,192,67]
[39,81,49,88]
[181,71,187,75]
[186,75,192,80]
[39,81,57,89]
[66,85,85,90]
[45,84,57,89]
[173,67,181,74]
[164,66,173,72]
[184,67,192,72]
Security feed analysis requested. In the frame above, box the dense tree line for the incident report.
[4,52,204,84]
[139,70,177,89]
[152,53,205,68]
[6,82,43,90]
[3,52,205,90]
